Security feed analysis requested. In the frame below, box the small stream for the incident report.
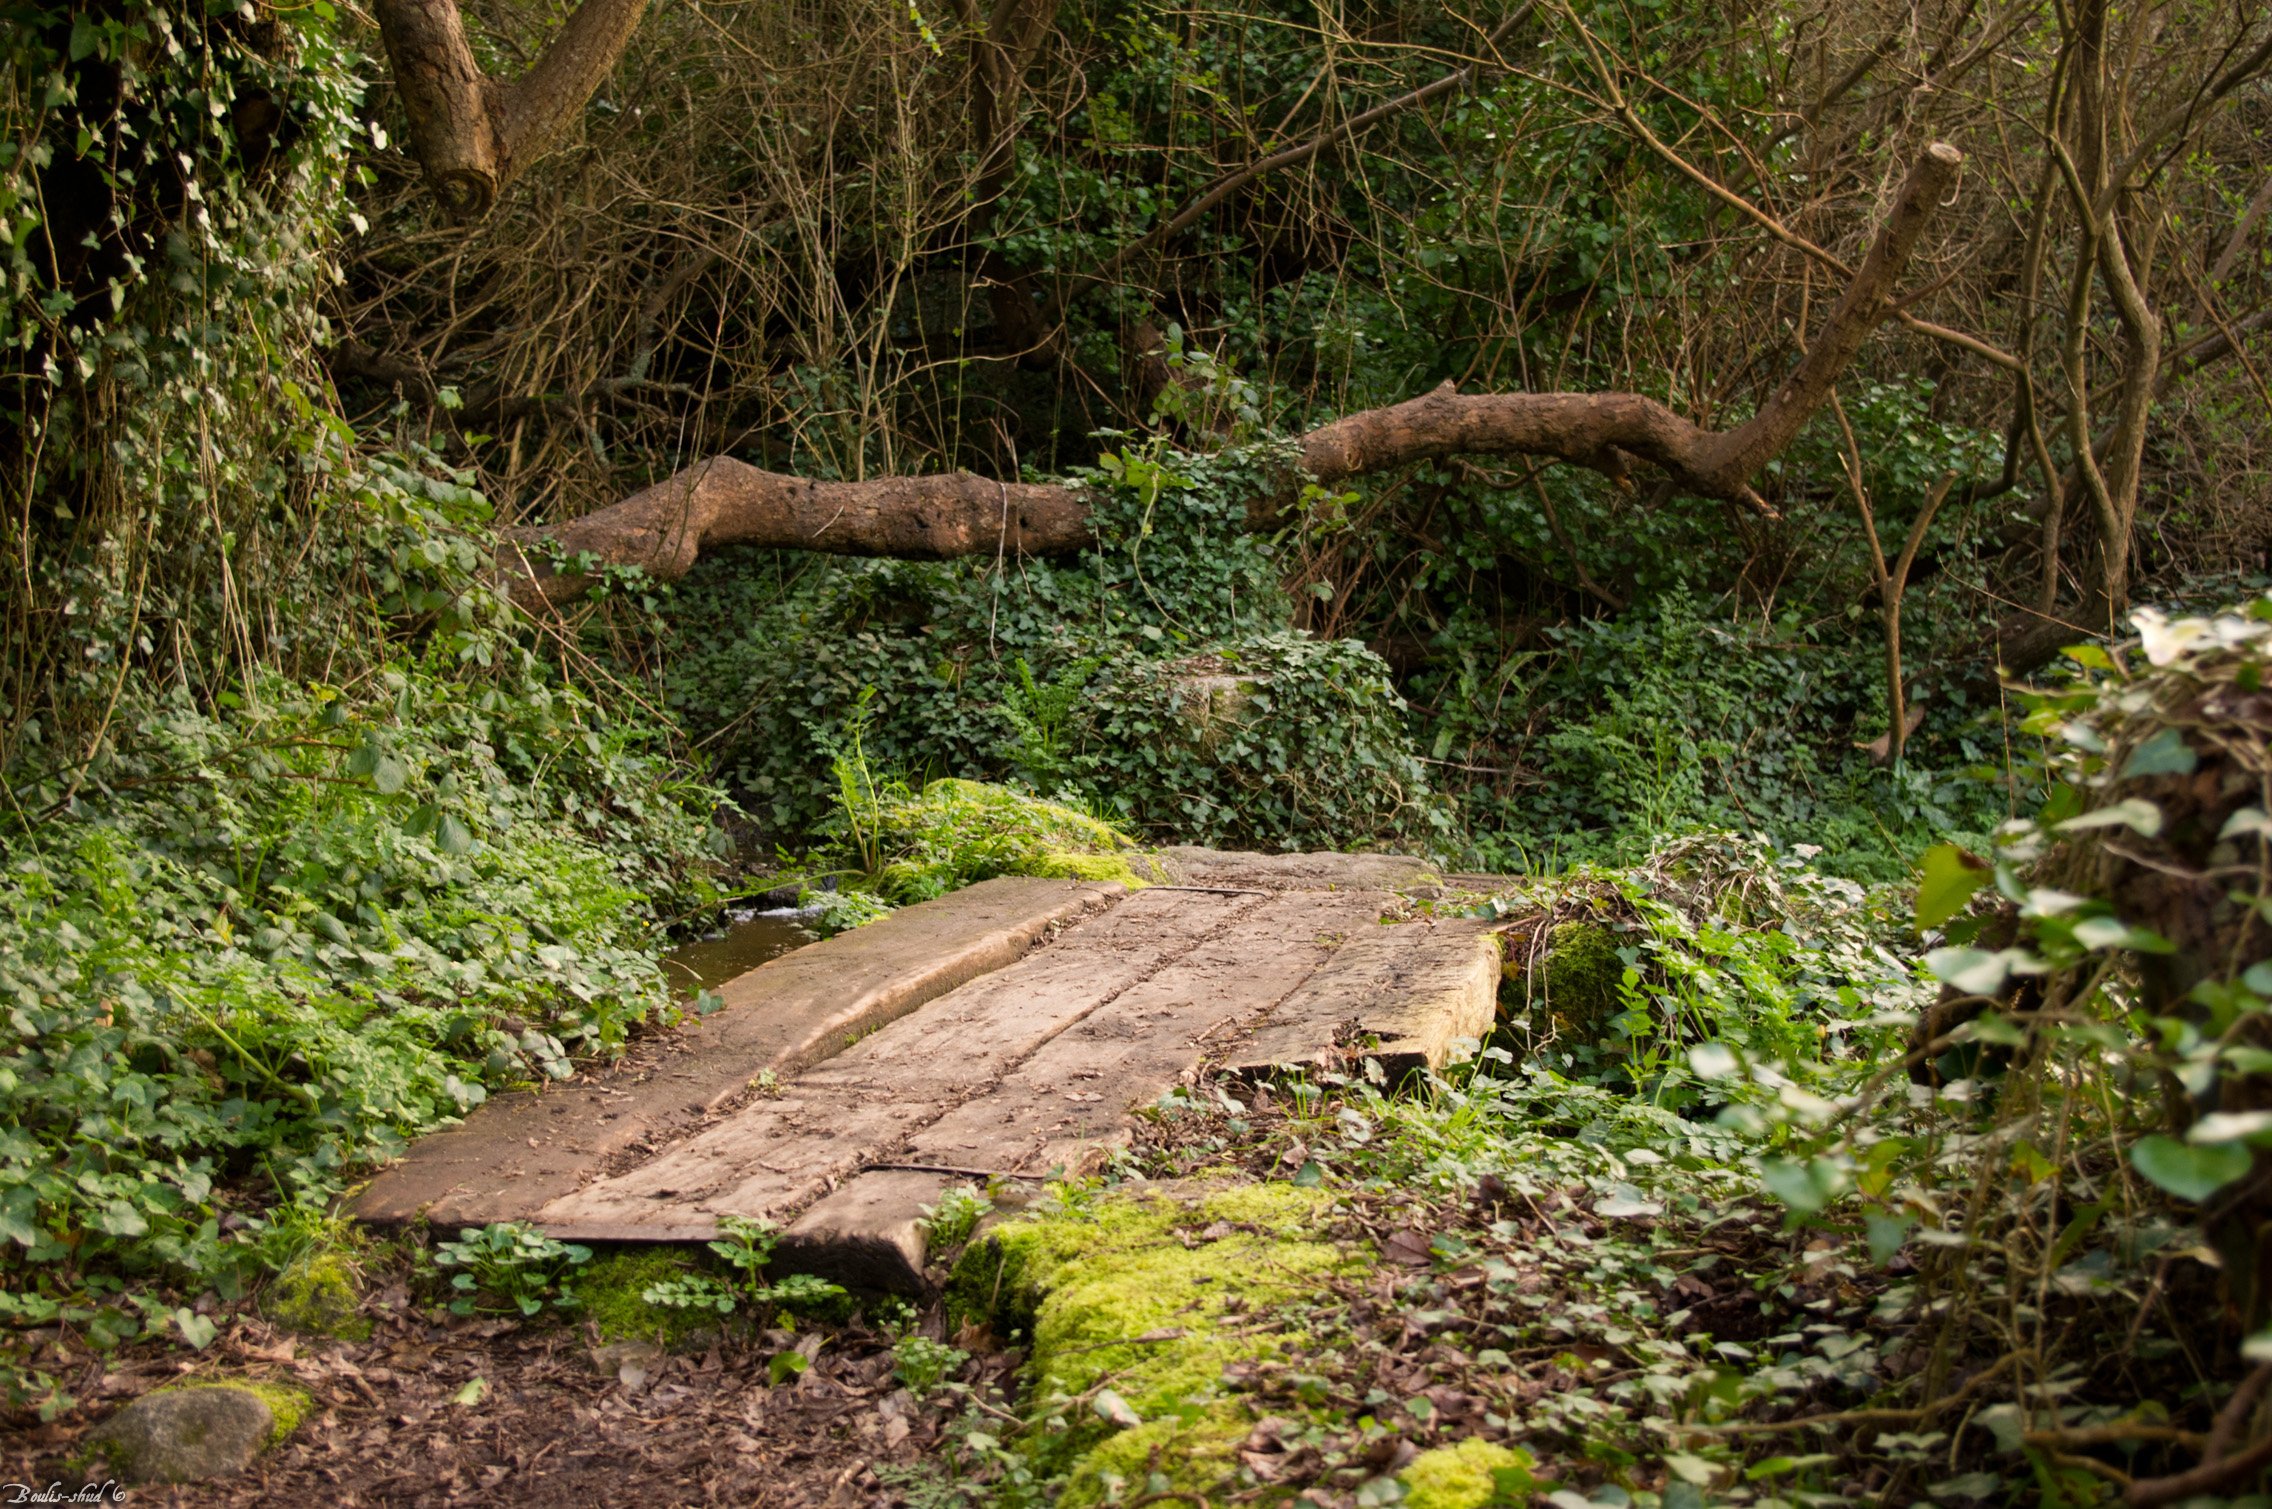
[660,908,817,996]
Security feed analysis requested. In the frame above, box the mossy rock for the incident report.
[1511,920,1626,1042]
[949,1181,1369,1506]
[79,1380,310,1483]
[1401,1438,1537,1509]
[267,1249,369,1340]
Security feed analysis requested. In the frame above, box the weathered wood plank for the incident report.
[354,876,1122,1228]
[529,887,1261,1239]
[777,1170,944,1293]
[1158,845,1437,892]
[781,889,1392,1289]
[901,888,1389,1175]
[1227,918,1504,1080]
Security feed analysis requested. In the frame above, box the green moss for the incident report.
[1063,1409,1248,1508]
[864,778,1153,903]
[572,1248,723,1347]
[1516,920,1625,1041]
[1034,848,1149,889]
[951,1182,1368,1502]
[267,1250,369,1340]
[1400,1439,1537,1509]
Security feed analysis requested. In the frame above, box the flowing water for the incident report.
[659,908,816,996]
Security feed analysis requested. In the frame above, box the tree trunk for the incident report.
[374,0,651,218]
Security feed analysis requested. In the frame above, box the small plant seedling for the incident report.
[892,1334,970,1397]
[433,1223,592,1317]
[640,1274,737,1313]
[918,1184,993,1253]
[639,1215,849,1323]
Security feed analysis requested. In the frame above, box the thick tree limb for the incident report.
[374,0,651,217]
[501,143,1963,608]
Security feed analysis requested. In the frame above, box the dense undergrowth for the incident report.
[891,609,2272,1503]
[0,5,727,1410]
[0,481,726,1408]
[664,441,1446,854]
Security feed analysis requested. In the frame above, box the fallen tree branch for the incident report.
[500,143,1963,607]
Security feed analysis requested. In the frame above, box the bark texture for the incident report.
[502,144,1963,607]
[374,0,650,218]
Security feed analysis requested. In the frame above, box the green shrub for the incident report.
[1423,591,2007,880]
[660,442,1441,853]
[1072,633,1446,850]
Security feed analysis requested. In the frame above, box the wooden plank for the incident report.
[529,887,1262,1240]
[901,888,1389,1175]
[778,889,1391,1289]
[777,1170,945,1293]
[1227,919,1504,1080]
[355,876,1122,1229]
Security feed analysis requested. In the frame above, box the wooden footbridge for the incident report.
[356,852,1507,1290]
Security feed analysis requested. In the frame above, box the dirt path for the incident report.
[6,1304,954,1507]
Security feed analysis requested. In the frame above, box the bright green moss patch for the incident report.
[573,1247,722,1347]
[267,1249,369,1340]
[864,778,1152,902]
[1065,1410,1248,1508]
[951,1182,1367,1503]
[1401,1438,1537,1509]
[1517,919,1625,1041]
[1033,848,1150,888]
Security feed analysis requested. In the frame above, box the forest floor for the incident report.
[0,1075,1868,1509]
[4,1296,931,1507]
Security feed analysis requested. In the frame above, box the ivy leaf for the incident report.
[2070,915,2174,953]
[1760,1156,1847,1215]
[371,753,409,795]
[1915,844,1990,931]
[2223,807,2271,841]
[2189,1112,2272,1146]
[2131,1134,2252,1202]
[173,1309,218,1350]
[0,1187,39,1247]
[1092,1388,1143,1428]
[2057,798,2164,837]
[437,813,475,854]
[1865,1214,1915,1265]
[1926,946,2034,996]
[2122,728,2198,778]
[94,1198,149,1237]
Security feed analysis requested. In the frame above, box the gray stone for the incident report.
[591,1338,667,1387]
[81,1385,275,1483]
